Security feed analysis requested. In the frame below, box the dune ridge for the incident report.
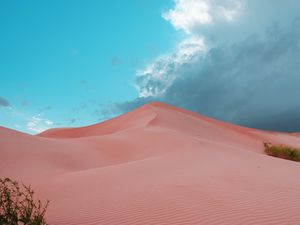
[38,104,157,138]
[1,102,300,225]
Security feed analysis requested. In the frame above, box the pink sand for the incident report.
[1,102,300,224]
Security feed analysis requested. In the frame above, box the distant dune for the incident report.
[1,102,300,225]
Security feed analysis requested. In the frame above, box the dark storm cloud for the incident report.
[0,96,10,108]
[116,18,300,132]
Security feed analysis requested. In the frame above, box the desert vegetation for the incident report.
[264,142,300,162]
[0,178,49,225]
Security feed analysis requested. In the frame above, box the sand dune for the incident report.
[1,102,300,224]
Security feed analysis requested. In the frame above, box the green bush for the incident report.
[264,142,300,162]
[0,178,49,225]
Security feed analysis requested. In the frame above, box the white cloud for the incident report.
[217,0,244,22]
[135,0,244,98]
[163,0,212,34]
[163,0,244,34]
[136,36,206,97]
[26,115,54,133]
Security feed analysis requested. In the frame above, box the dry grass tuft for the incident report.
[264,142,300,162]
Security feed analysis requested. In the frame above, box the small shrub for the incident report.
[0,178,49,225]
[264,142,300,162]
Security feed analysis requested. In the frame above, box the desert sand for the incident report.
[1,102,300,225]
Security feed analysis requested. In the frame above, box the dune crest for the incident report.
[1,102,300,225]
[38,104,157,138]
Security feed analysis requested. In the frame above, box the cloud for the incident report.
[0,96,10,108]
[136,36,206,97]
[69,118,77,124]
[136,0,243,99]
[164,20,300,126]
[26,115,54,133]
[113,0,300,132]
[162,0,244,34]
[14,124,21,129]
[110,56,123,67]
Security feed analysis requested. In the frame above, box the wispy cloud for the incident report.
[136,36,206,97]
[26,115,54,133]
[0,96,10,108]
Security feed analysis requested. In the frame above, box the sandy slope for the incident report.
[1,102,300,225]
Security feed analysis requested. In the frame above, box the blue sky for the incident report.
[0,0,175,133]
[1,0,300,133]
